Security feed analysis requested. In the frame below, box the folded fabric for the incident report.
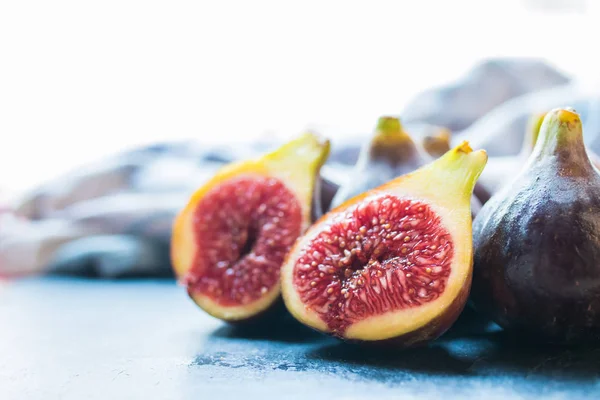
[402,58,570,134]
[0,58,581,279]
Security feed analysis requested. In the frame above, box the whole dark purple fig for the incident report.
[472,107,600,345]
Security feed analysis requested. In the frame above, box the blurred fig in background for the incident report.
[330,116,428,210]
[415,125,452,158]
[330,117,484,217]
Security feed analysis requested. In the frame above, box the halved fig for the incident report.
[171,133,330,322]
[281,142,487,346]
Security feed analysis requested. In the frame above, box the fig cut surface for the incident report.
[282,142,487,344]
[171,133,330,322]
[188,176,302,307]
[293,194,453,335]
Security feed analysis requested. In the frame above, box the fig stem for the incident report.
[371,116,411,147]
[375,116,404,139]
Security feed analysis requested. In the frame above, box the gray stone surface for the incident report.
[1,278,599,400]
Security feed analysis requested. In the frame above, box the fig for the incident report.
[171,133,330,322]
[472,108,600,344]
[281,142,487,345]
[419,126,452,158]
[330,117,484,218]
[329,117,427,210]
[316,123,451,217]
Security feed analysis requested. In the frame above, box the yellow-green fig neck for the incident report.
[385,141,487,207]
[527,107,594,175]
[374,116,404,139]
[531,108,584,157]
[372,116,411,144]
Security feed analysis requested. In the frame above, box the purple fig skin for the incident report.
[470,196,483,219]
[472,108,600,345]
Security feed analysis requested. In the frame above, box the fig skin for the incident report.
[472,108,600,345]
[281,142,487,346]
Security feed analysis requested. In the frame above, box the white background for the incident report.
[1,0,599,197]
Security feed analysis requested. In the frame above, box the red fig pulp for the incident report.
[186,176,302,307]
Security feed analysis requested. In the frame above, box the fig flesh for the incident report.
[281,142,487,345]
[171,133,330,322]
[472,108,600,344]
